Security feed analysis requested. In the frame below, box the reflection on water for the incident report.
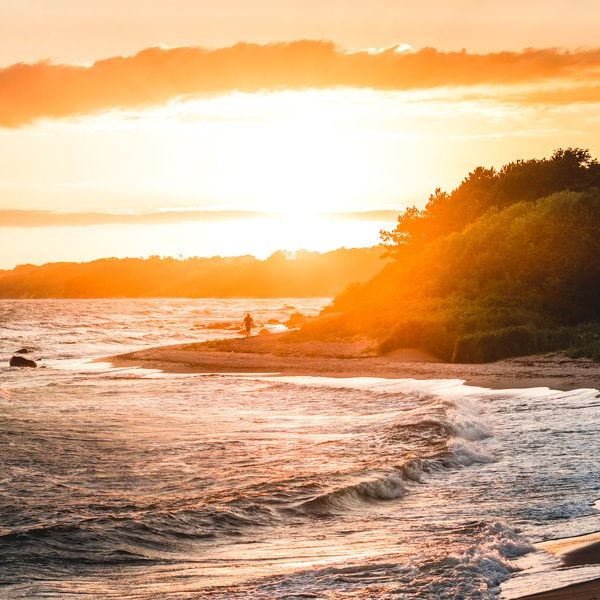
[1,299,599,598]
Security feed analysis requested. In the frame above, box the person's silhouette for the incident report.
[242,313,255,337]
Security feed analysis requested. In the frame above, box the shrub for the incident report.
[566,322,600,361]
[379,319,455,361]
[452,326,574,363]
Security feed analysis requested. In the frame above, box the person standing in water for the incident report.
[242,313,255,337]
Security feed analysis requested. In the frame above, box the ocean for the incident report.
[1,299,599,599]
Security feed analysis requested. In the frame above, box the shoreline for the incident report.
[514,531,600,599]
[104,332,600,392]
[517,577,600,600]
[103,333,600,599]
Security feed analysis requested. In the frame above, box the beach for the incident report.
[520,578,600,599]
[3,298,600,598]
[107,331,600,392]
[512,530,600,599]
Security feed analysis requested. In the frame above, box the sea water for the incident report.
[1,299,599,599]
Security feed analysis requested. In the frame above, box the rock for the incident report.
[285,312,307,328]
[9,355,37,368]
[267,319,280,324]
[203,321,239,330]
[259,328,270,336]
[15,348,31,354]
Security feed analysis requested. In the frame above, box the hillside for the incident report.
[0,247,387,298]
[303,148,600,362]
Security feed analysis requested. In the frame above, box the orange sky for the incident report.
[2,0,600,64]
[1,1,600,267]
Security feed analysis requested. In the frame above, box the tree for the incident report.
[381,148,600,254]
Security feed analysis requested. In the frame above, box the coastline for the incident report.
[103,332,600,392]
[517,578,600,599]
[514,531,600,599]
[103,332,600,598]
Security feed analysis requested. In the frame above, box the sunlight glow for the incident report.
[8,85,598,218]
[2,85,600,264]
[0,214,393,268]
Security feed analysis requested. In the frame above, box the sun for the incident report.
[90,90,388,216]
[199,92,384,215]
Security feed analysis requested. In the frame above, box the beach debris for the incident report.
[9,355,37,368]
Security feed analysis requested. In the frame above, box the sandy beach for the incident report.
[106,331,600,392]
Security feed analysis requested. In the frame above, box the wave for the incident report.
[222,521,534,599]
[297,440,494,515]
[0,502,280,571]
[298,473,409,513]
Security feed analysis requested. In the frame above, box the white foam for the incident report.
[255,374,599,404]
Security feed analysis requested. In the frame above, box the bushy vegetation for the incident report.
[322,148,600,362]
[566,322,600,361]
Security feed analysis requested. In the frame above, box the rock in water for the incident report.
[15,348,30,354]
[9,355,37,368]
[259,328,270,335]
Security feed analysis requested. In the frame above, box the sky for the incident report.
[1,0,600,267]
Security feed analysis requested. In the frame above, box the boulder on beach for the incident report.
[259,328,270,336]
[286,312,307,328]
[15,348,31,354]
[10,355,37,368]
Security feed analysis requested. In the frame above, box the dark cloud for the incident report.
[2,41,600,126]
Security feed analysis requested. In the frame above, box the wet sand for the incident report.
[538,531,600,568]
[517,532,600,599]
[105,332,600,392]
[518,578,600,599]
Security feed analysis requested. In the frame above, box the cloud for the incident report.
[510,84,600,105]
[2,41,600,127]
[0,210,262,227]
[0,209,399,227]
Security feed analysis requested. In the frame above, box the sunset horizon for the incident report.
[3,1,600,266]
[3,3,600,599]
